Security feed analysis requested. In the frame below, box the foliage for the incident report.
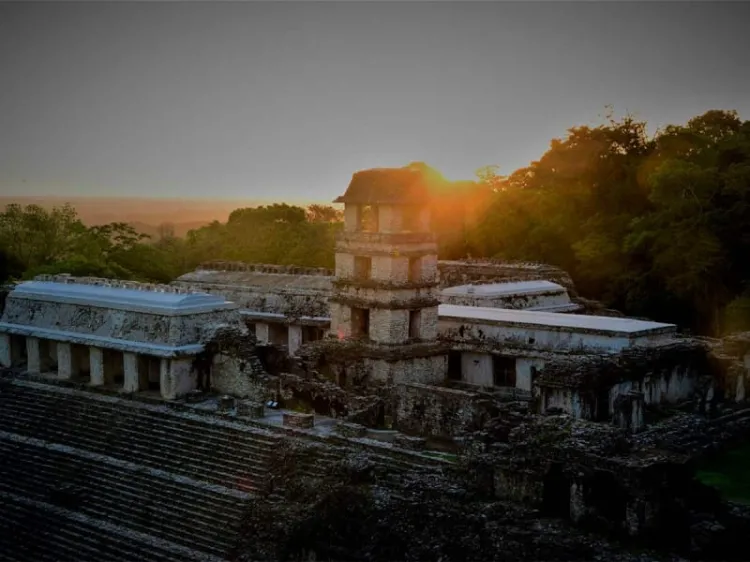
[183,203,343,270]
[0,202,344,285]
[469,109,750,336]
[0,203,175,283]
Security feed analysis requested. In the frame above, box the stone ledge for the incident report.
[283,412,315,429]
[334,421,368,438]
[393,433,427,451]
[236,401,265,418]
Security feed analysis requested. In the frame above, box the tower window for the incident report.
[351,308,370,339]
[354,256,372,280]
[359,205,379,232]
[402,206,420,231]
[408,257,422,282]
[408,310,421,339]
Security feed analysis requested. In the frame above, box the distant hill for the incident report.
[128,220,212,239]
[0,196,323,237]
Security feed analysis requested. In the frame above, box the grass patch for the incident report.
[697,444,750,505]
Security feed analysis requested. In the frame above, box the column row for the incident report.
[253,322,315,356]
[0,334,194,400]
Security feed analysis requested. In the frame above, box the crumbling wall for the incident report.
[272,372,380,420]
[535,340,710,421]
[395,382,492,438]
[174,262,332,318]
[441,287,574,311]
[194,323,269,399]
[710,333,750,403]
[437,260,579,296]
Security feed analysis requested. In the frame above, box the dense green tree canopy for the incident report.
[469,109,750,335]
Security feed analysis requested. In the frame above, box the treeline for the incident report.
[463,109,750,336]
[1,109,748,336]
[0,203,344,285]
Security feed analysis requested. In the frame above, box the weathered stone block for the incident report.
[218,395,235,413]
[236,401,264,418]
[335,421,368,438]
[283,412,315,429]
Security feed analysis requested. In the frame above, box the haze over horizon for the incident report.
[1,1,748,201]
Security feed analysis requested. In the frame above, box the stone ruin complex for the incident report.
[2,165,750,560]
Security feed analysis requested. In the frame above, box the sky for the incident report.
[1,1,749,203]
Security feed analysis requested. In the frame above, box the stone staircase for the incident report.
[0,378,452,560]
[0,380,284,561]
[0,381,280,492]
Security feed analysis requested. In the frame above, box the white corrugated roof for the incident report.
[438,304,676,336]
[9,281,236,315]
[441,280,565,298]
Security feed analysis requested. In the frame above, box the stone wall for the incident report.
[437,260,579,296]
[709,333,750,403]
[181,259,584,317]
[441,288,574,311]
[440,315,675,355]
[368,354,448,386]
[395,382,491,437]
[535,340,710,421]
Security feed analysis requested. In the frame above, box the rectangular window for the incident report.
[408,257,422,282]
[408,310,421,339]
[447,351,462,380]
[353,256,372,280]
[402,206,420,231]
[360,205,379,232]
[351,308,370,339]
[492,356,516,387]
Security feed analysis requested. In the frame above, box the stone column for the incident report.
[159,359,172,399]
[255,323,270,344]
[57,342,79,380]
[569,480,588,523]
[0,333,10,368]
[160,358,196,400]
[89,347,104,386]
[288,325,303,356]
[26,337,41,374]
[123,352,140,393]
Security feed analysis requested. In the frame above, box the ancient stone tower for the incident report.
[329,164,448,385]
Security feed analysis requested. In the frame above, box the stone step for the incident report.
[0,386,279,453]
[0,463,237,557]
[0,437,248,523]
[0,387,279,461]
[0,400,273,490]
[0,415,270,493]
[1,400,279,471]
[0,493,193,562]
[9,380,452,474]
[3,380,447,483]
